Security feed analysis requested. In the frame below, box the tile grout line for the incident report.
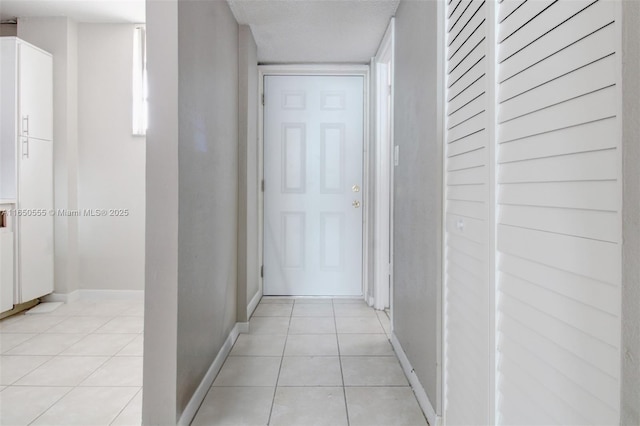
[332,299,351,426]
[17,308,96,426]
[26,384,76,425]
[374,309,391,341]
[0,302,143,425]
[266,298,294,425]
[109,386,142,425]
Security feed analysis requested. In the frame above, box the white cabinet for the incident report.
[17,43,53,142]
[0,203,15,313]
[0,37,54,308]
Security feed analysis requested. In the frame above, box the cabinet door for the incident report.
[18,137,54,302]
[18,43,53,141]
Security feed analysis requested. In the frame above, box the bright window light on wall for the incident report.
[132,25,147,136]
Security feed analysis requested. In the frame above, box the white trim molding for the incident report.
[177,321,249,426]
[391,332,442,426]
[258,64,370,300]
[372,18,395,311]
[42,289,144,303]
[247,290,261,318]
[42,290,81,304]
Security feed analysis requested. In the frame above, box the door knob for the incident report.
[352,184,360,192]
[352,200,361,208]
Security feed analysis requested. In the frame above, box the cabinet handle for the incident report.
[22,138,29,159]
[22,115,29,135]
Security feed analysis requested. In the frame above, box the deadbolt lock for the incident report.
[352,184,360,193]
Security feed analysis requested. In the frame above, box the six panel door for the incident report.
[263,75,364,296]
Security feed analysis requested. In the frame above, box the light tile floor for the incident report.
[1,298,427,426]
[0,299,143,426]
[192,298,428,426]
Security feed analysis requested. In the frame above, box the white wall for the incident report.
[622,0,640,423]
[175,0,239,417]
[18,17,80,296]
[142,0,179,423]
[392,0,442,415]
[143,0,240,422]
[238,25,259,318]
[77,24,146,291]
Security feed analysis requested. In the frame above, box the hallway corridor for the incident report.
[192,298,427,426]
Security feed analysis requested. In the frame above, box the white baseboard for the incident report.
[236,322,249,334]
[177,321,248,426]
[367,295,375,307]
[247,290,262,318]
[42,289,143,303]
[391,332,442,426]
[42,290,81,304]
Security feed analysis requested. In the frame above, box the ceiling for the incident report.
[228,0,400,63]
[0,0,144,24]
[0,0,399,63]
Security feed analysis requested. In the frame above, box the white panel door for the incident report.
[263,75,364,296]
[18,42,53,142]
[18,137,54,302]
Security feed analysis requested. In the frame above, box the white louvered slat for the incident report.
[499,253,621,316]
[498,364,586,425]
[498,117,617,163]
[499,312,620,407]
[499,346,612,425]
[499,292,620,378]
[447,57,485,100]
[448,129,486,156]
[498,148,618,183]
[446,213,486,245]
[447,112,486,142]
[447,182,487,203]
[448,40,486,86]
[498,0,595,63]
[499,204,618,243]
[498,0,614,82]
[448,0,462,19]
[498,224,619,284]
[499,335,618,424]
[448,2,486,61]
[447,144,486,171]
[448,0,472,33]
[448,253,486,285]
[448,98,484,129]
[497,381,559,426]
[498,54,616,123]
[498,180,619,211]
[497,0,555,43]
[448,24,487,74]
[495,1,622,421]
[499,272,620,346]
[448,76,485,115]
[447,165,486,186]
[498,0,525,23]
[499,24,616,102]
[447,200,486,220]
[447,233,484,260]
[498,85,616,143]
[444,0,492,424]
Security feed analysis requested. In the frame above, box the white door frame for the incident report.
[258,65,371,300]
[372,19,394,311]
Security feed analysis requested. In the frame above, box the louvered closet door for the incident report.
[443,0,493,424]
[495,1,622,424]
